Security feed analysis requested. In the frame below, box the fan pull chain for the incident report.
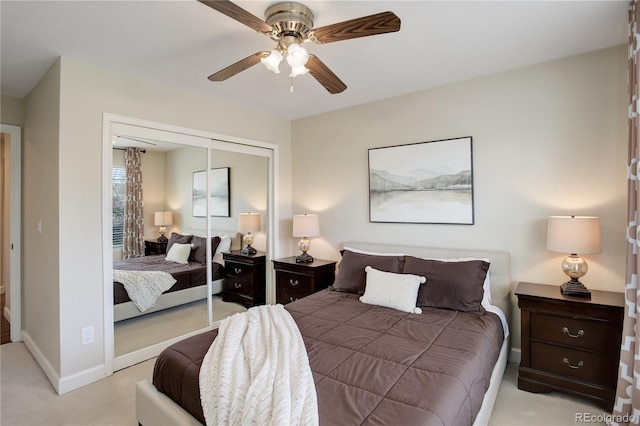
[290,76,294,94]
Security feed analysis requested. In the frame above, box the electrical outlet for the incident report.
[81,326,94,346]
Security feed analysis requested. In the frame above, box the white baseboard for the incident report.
[22,331,107,395]
[3,305,10,323]
[22,331,62,394]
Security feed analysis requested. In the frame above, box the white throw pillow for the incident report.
[360,266,425,314]
[214,235,232,262]
[165,242,192,265]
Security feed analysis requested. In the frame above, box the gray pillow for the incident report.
[402,256,489,312]
[331,249,404,295]
[166,232,192,254]
[189,236,221,265]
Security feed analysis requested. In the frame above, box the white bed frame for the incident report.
[136,243,512,426]
[114,231,242,322]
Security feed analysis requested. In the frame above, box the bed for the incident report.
[113,230,241,322]
[136,242,512,425]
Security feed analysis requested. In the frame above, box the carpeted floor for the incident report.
[0,341,608,426]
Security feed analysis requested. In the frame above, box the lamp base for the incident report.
[157,235,168,243]
[560,280,591,298]
[241,246,257,256]
[296,252,314,263]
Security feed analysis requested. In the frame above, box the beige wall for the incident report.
[291,45,628,354]
[23,59,62,375]
[22,55,291,391]
[1,95,24,126]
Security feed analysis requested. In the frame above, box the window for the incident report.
[112,166,126,247]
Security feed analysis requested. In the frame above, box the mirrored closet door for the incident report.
[105,120,275,372]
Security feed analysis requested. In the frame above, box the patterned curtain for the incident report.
[122,147,144,259]
[613,2,640,424]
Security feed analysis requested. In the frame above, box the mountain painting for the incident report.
[368,137,474,224]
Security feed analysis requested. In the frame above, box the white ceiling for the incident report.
[1,1,629,120]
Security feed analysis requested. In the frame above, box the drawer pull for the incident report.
[289,296,298,302]
[289,279,299,286]
[562,327,585,338]
[562,357,584,369]
[234,267,242,274]
[235,283,242,289]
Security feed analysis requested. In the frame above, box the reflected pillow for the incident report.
[331,249,404,294]
[214,235,232,263]
[166,232,193,253]
[360,266,424,314]
[165,242,192,265]
[189,236,222,265]
[402,256,489,313]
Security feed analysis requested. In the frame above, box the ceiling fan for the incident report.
[197,0,401,94]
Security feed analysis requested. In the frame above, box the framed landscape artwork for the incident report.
[368,137,474,224]
[192,167,230,217]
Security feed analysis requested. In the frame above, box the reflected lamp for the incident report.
[154,211,173,243]
[238,213,261,255]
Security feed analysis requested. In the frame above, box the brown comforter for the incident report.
[113,255,224,305]
[153,289,504,425]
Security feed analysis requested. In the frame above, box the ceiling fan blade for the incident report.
[310,11,400,44]
[306,55,346,94]
[208,52,269,81]
[198,0,272,33]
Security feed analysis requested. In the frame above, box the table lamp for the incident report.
[547,215,601,297]
[293,214,319,263]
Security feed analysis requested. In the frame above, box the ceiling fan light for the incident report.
[290,65,309,78]
[261,50,283,74]
[286,43,309,68]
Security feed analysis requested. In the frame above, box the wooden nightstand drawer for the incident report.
[222,251,267,309]
[277,289,305,305]
[272,257,336,305]
[531,313,619,354]
[276,271,313,294]
[225,276,251,297]
[226,261,253,283]
[531,342,618,388]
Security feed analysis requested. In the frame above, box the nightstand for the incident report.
[144,239,168,255]
[516,281,624,411]
[272,257,337,304]
[222,250,267,309]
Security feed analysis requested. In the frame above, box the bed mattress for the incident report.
[113,255,224,305]
[152,289,504,425]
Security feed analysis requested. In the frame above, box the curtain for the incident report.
[122,147,144,259]
[613,2,640,424]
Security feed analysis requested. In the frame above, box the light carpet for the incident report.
[1,345,608,425]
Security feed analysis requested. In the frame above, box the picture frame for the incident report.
[192,167,230,217]
[368,136,474,225]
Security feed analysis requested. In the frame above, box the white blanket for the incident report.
[199,304,318,426]
[113,270,176,312]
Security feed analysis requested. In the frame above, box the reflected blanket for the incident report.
[199,304,318,426]
[112,270,176,312]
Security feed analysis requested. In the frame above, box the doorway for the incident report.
[0,124,22,344]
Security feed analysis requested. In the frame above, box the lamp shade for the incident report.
[238,213,261,233]
[154,211,173,226]
[293,214,319,237]
[547,216,601,254]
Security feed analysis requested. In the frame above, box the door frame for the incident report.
[1,124,22,342]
